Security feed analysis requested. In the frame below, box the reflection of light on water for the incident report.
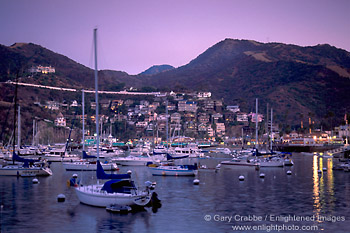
[313,155,321,220]
[313,156,335,222]
[327,158,335,210]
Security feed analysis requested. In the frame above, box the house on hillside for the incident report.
[55,112,66,127]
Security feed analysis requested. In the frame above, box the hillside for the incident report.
[1,39,350,137]
[140,39,350,128]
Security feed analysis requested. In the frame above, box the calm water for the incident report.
[0,153,350,233]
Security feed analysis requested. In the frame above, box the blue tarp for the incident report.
[96,160,131,180]
[101,179,136,194]
[13,152,40,168]
[82,150,96,159]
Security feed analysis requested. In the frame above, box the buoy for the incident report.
[322,167,327,171]
[72,174,78,178]
[239,175,245,181]
[259,173,265,178]
[127,170,132,174]
[287,170,292,175]
[318,170,322,173]
[57,194,66,202]
[193,179,200,185]
[32,178,39,184]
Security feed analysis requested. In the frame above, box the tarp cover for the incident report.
[82,150,96,159]
[96,160,131,179]
[13,152,40,168]
[101,179,135,194]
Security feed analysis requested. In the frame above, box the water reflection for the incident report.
[313,155,335,223]
[313,155,321,218]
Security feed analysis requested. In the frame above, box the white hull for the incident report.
[259,161,284,167]
[44,155,80,162]
[0,165,52,176]
[113,156,153,166]
[149,166,197,176]
[63,161,118,171]
[75,184,151,207]
[220,159,258,168]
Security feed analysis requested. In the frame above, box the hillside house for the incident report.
[55,112,66,127]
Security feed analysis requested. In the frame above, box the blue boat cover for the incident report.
[13,152,40,168]
[96,160,131,180]
[101,179,136,194]
[82,150,96,159]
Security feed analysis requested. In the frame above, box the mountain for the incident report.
[139,64,175,76]
[1,39,350,134]
[140,39,350,128]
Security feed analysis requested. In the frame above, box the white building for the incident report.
[55,112,66,127]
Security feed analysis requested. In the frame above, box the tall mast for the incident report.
[32,119,35,146]
[17,105,21,148]
[255,98,258,149]
[270,108,273,151]
[94,28,99,159]
[166,100,169,149]
[82,89,85,152]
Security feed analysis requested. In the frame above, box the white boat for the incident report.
[63,160,118,171]
[112,155,158,166]
[0,152,52,176]
[210,147,232,155]
[220,157,259,168]
[170,146,204,158]
[75,161,152,207]
[148,164,198,176]
[255,156,284,167]
[152,145,167,155]
[43,146,79,162]
[75,29,152,208]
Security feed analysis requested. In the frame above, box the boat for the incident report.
[112,154,163,166]
[148,153,198,176]
[0,81,52,177]
[75,160,152,207]
[63,160,118,171]
[43,145,79,162]
[220,157,259,168]
[254,156,284,167]
[0,152,52,176]
[74,29,152,208]
[148,164,198,176]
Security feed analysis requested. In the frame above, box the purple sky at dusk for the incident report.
[1,0,349,75]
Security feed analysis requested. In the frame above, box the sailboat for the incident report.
[62,90,118,171]
[0,77,52,176]
[74,29,152,207]
[148,102,198,176]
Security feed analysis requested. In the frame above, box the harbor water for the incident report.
[0,153,349,233]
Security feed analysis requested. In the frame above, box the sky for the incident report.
[1,0,349,75]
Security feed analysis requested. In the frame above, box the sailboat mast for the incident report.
[255,98,258,150]
[94,28,99,159]
[166,100,168,149]
[82,89,85,152]
[18,105,21,148]
[270,108,273,151]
